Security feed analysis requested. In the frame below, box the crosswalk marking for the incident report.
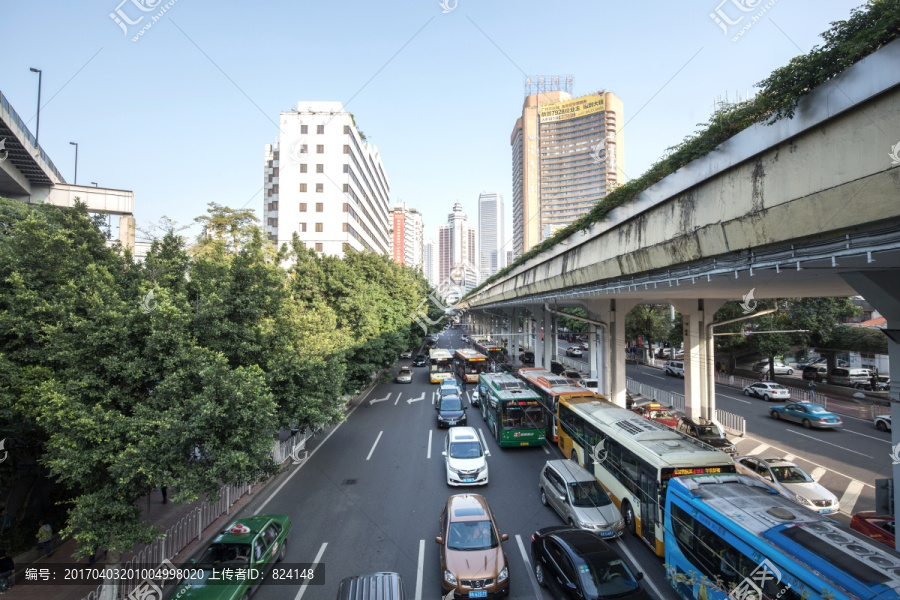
[809,467,826,481]
[840,480,865,515]
[748,443,770,456]
[782,453,796,462]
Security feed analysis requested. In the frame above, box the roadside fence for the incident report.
[626,378,746,437]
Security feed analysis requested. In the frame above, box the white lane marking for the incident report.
[516,534,544,599]
[415,539,425,600]
[719,394,751,404]
[408,392,425,404]
[542,443,550,454]
[257,386,374,512]
[793,431,874,459]
[782,454,796,461]
[427,430,433,460]
[614,539,665,600]
[738,435,875,489]
[644,374,667,381]
[370,393,391,405]
[293,542,328,600]
[394,393,402,406]
[478,429,491,456]
[810,467,826,481]
[366,431,384,461]
[749,443,770,456]
[840,480,865,515]
[845,429,892,443]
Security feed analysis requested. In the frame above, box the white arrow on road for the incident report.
[370,393,392,405]
[407,392,425,405]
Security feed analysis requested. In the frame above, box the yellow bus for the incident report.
[517,367,600,443]
[556,396,735,556]
[429,348,454,383]
[453,348,488,383]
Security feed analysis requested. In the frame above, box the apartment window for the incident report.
[317,124,325,134]
[316,202,323,212]
[273,167,279,176]
[315,223,323,232]
[344,125,350,134]
[301,125,308,134]
[299,184,307,193]
[342,184,350,193]
[300,164,307,173]
[342,164,349,173]
[267,218,278,227]
[267,189,272,197]
[315,243,323,252]
[316,164,324,173]
[342,223,348,233]
[316,145,324,154]
[300,144,308,153]
[316,183,324,193]
[343,203,349,212]
[343,145,350,154]
[273,184,278,193]
[273,151,279,160]
[300,223,307,232]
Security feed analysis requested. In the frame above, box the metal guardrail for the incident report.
[715,409,746,437]
[81,431,313,600]
[625,378,746,436]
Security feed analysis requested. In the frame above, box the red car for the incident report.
[851,512,895,548]
[632,402,679,428]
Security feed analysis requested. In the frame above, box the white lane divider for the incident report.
[840,480,865,515]
[370,393,391,405]
[782,453,796,462]
[408,392,425,404]
[542,443,550,455]
[810,467,826,481]
[515,534,543,599]
[366,431,383,461]
[394,394,402,406]
[293,542,327,600]
[427,430,433,460]
[477,429,491,456]
[748,443,770,456]
[415,539,425,600]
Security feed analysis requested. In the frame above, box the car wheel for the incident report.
[787,369,794,375]
[763,395,771,402]
[622,502,636,536]
[277,539,287,562]
[802,419,812,429]
[534,562,546,588]
[541,488,549,506]
[771,410,780,420]
[570,449,579,465]
[877,420,889,432]
[743,389,750,396]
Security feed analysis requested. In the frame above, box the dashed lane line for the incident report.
[293,542,327,600]
[366,431,383,461]
[840,480,865,515]
[515,534,544,599]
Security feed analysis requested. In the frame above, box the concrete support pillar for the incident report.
[511,308,520,364]
[119,215,136,252]
[551,313,559,362]
[533,306,544,368]
[588,323,598,379]
[841,271,900,548]
[584,299,635,407]
[543,305,552,371]
[672,299,724,421]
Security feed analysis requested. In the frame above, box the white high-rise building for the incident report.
[390,203,424,269]
[478,192,504,281]
[263,101,390,257]
[438,203,478,292]
[424,238,437,287]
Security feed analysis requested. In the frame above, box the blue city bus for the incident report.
[478,373,546,447]
[664,473,900,600]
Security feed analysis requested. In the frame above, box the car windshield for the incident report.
[771,466,813,483]
[447,520,498,551]
[697,426,723,439]
[577,556,640,597]
[400,368,411,375]
[569,480,612,507]
[649,409,673,419]
[449,441,483,459]
[196,542,252,567]
[441,398,463,411]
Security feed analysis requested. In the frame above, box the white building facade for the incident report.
[263,101,390,257]
[438,203,478,292]
[478,192,504,281]
[390,203,424,270]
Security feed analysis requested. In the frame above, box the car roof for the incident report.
[544,459,594,483]
[447,494,492,522]
[740,455,793,467]
[546,528,613,556]
[214,515,283,542]
[448,427,479,440]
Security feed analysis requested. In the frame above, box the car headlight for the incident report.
[497,567,508,583]
[447,465,460,474]
[794,494,811,505]
[444,570,457,586]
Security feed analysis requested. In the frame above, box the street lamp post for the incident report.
[69,142,78,184]
[29,68,42,145]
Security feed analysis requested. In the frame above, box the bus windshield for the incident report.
[502,404,544,430]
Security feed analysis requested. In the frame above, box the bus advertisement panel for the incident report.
[664,474,900,600]
[479,373,546,447]
[429,348,454,384]
[516,367,598,442]
[454,349,488,383]
[556,397,735,557]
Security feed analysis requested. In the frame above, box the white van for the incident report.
[829,368,872,387]
[664,360,684,378]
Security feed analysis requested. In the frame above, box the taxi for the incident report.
[632,402,679,428]
[170,514,291,599]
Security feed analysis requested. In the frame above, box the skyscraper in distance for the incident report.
[478,192,505,282]
[438,202,478,293]
[390,202,424,269]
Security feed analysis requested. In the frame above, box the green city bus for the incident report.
[479,373,546,447]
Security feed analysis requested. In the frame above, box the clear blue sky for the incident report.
[1,0,863,248]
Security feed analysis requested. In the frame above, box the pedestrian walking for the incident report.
[0,548,14,592]
[35,520,53,557]
[808,381,817,402]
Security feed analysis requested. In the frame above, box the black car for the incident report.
[551,360,565,375]
[531,527,650,599]
[412,354,428,367]
[519,351,535,365]
[676,417,737,456]
[437,395,467,428]
[802,365,827,382]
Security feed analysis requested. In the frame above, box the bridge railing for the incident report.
[625,378,746,437]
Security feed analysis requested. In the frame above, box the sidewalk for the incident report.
[5,482,264,600]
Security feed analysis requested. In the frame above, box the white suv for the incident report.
[443,427,488,486]
[664,360,684,378]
